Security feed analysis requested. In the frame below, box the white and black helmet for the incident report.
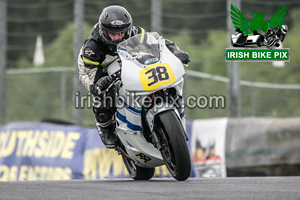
[99,5,133,49]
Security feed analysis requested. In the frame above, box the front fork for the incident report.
[144,102,187,151]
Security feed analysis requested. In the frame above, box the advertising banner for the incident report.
[191,118,228,177]
[0,122,86,181]
[0,122,190,181]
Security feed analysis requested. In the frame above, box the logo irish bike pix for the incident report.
[225,4,290,62]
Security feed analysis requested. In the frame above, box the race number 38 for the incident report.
[139,63,175,91]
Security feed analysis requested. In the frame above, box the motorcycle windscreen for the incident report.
[118,32,161,65]
[120,47,185,92]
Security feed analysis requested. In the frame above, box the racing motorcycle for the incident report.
[104,32,191,181]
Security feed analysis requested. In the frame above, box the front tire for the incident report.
[156,110,191,181]
[121,153,155,180]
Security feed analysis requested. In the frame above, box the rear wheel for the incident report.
[156,110,191,181]
[121,153,155,180]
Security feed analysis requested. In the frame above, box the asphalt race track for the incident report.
[1,177,300,200]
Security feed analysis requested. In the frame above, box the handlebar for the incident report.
[110,69,121,81]
[104,70,121,93]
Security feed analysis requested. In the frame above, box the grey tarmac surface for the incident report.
[1,177,300,200]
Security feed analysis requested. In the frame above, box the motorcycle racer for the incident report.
[77,5,190,149]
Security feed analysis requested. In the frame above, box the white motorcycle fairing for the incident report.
[107,32,188,171]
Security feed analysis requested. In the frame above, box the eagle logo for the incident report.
[230,4,288,48]
[231,4,286,34]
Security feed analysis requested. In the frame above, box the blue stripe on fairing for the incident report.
[117,111,142,131]
[117,111,126,123]
[118,98,141,115]
[180,112,185,118]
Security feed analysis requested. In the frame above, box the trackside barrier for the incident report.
[1,118,300,181]
[191,117,300,177]
[0,122,194,181]
[226,118,300,176]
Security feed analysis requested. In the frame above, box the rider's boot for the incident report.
[95,121,119,149]
[93,106,119,149]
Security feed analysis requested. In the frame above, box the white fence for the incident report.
[5,67,300,124]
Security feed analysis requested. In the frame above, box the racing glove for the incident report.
[174,50,190,64]
[90,76,112,96]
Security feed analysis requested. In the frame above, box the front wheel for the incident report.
[121,153,155,180]
[156,110,191,181]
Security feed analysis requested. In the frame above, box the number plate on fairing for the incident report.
[136,153,152,163]
[139,63,175,91]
